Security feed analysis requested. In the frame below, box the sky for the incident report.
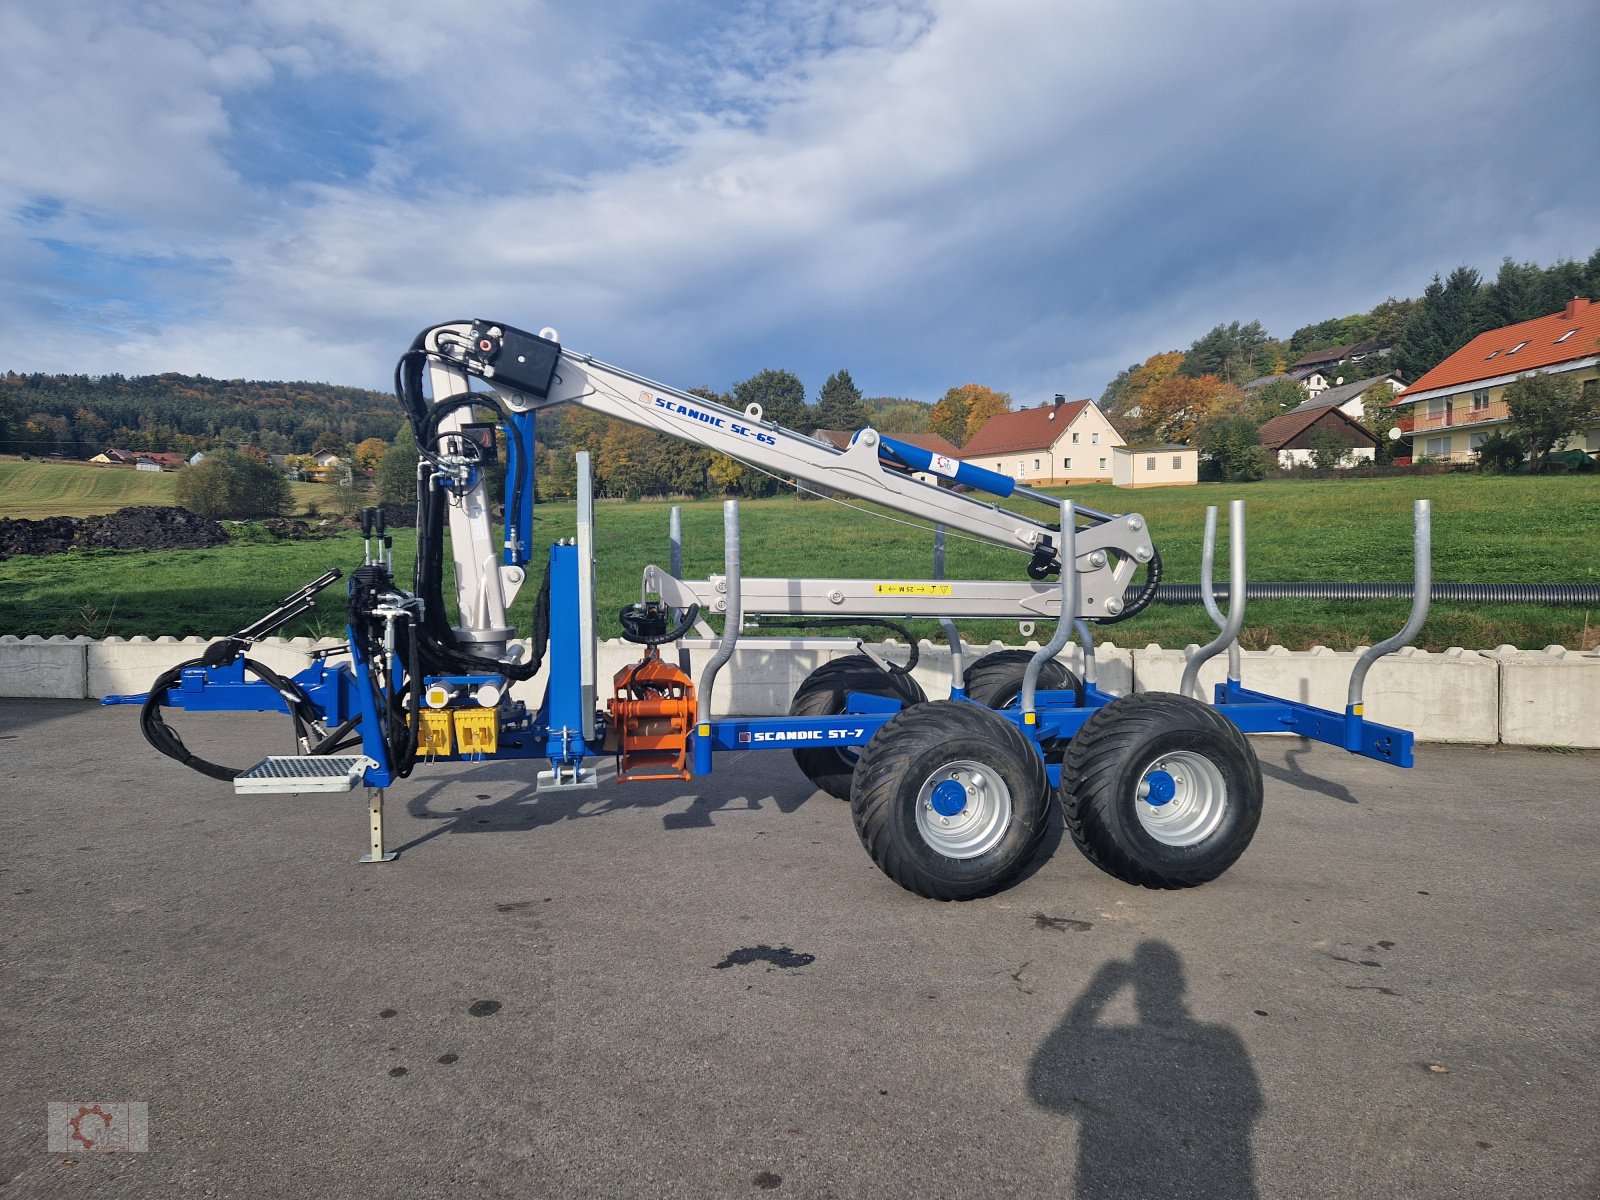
[2,0,1597,407]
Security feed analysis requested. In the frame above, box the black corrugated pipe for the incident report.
[1135,583,1600,605]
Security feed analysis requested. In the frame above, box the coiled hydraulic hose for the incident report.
[1135,582,1600,605]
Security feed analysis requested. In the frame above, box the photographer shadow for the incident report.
[1027,940,1263,1199]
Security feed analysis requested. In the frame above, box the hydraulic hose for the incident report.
[141,653,325,781]
[1134,582,1600,605]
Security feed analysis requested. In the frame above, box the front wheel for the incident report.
[1059,692,1262,889]
[850,701,1051,901]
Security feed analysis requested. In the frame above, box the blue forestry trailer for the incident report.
[111,319,1430,900]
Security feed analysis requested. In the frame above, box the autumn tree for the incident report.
[1505,371,1600,472]
[814,369,867,431]
[930,384,1010,446]
[1103,351,1184,441]
[1140,375,1243,444]
[353,436,389,476]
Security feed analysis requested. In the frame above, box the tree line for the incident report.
[0,371,402,460]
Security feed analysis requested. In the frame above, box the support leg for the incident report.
[360,787,397,863]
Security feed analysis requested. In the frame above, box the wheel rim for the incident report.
[915,760,1013,859]
[1134,749,1228,847]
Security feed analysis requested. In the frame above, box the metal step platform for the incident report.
[233,756,370,795]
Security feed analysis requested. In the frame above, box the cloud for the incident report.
[1,0,1596,404]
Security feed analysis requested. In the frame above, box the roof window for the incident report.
[1485,350,1499,360]
[1554,328,1577,344]
[1506,341,1528,355]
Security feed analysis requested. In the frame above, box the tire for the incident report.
[789,655,927,799]
[850,700,1051,901]
[962,649,1083,709]
[1059,691,1262,890]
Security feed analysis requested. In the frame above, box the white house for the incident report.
[957,397,1125,484]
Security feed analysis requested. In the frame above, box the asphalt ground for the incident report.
[1,698,1596,1199]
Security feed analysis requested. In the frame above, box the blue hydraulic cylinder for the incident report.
[871,433,1016,499]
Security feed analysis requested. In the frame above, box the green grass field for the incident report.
[2,473,1598,649]
[0,456,326,519]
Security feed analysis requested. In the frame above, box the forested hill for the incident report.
[0,371,402,458]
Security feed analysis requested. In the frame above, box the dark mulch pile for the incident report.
[0,506,227,560]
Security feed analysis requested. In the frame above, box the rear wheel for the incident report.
[962,648,1083,709]
[850,700,1050,900]
[1059,692,1262,889]
[789,655,926,799]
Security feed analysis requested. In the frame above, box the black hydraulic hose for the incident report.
[1096,544,1162,624]
[1133,582,1600,605]
[141,654,324,782]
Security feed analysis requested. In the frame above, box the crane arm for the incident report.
[403,319,1156,624]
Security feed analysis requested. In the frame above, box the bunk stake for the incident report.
[360,787,397,863]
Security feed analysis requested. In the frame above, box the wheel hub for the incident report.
[1135,751,1228,847]
[916,761,1013,859]
[1141,769,1176,806]
[929,779,968,817]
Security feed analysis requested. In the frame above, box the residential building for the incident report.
[1244,368,1330,398]
[1256,407,1379,469]
[1282,373,1402,422]
[1289,340,1395,379]
[1391,297,1600,464]
[88,448,138,466]
[1111,446,1198,488]
[132,451,185,472]
[957,396,1125,484]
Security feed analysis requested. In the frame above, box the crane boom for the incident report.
[408,319,1155,633]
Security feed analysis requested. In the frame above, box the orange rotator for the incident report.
[609,646,696,781]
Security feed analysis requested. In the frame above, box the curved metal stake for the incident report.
[1347,499,1432,722]
[1197,505,1242,684]
[1073,619,1097,688]
[1022,500,1077,719]
[1181,501,1246,700]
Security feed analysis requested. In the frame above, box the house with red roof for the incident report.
[1257,406,1379,469]
[1392,297,1600,464]
[956,396,1125,484]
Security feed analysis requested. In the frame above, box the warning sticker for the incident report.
[873,583,953,596]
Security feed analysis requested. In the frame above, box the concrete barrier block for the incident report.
[1483,645,1600,748]
[0,635,89,699]
[83,636,351,699]
[87,636,208,699]
[1132,643,1498,744]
